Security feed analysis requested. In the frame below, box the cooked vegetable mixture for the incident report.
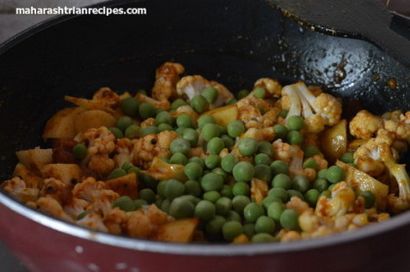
[2,62,410,244]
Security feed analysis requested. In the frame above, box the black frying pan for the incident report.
[0,0,409,271]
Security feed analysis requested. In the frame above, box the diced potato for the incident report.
[13,163,43,188]
[106,173,138,198]
[320,120,347,162]
[16,147,53,172]
[241,127,275,141]
[337,161,388,208]
[41,164,82,185]
[155,218,199,243]
[145,157,186,181]
[43,107,85,139]
[73,109,116,133]
[251,178,268,204]
[205,104,238,126]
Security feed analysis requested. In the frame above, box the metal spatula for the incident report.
[270,0,410,67]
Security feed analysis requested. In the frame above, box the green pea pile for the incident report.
[72,86,376,244]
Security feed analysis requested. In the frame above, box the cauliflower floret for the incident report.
[64,197,89,218]
[114,138,134,168]
[65,87,120,113]
[37,196,73,222]
[237,95,272,128]
[77,212,108,232]
[382,110,410,142]
[176,75,233,107]
[286,196,310,214]
[132,131,178,168]
[152,62,185,102]
[254,78,282,98]
[261,107,281,128]
[315,182,356,217]
[88,154,116,177]
[2,176,39,203]
[349,110,383,139]
[103,207,128,235]
[40,178,70,203]
[83,127,116,155]
[282,82,342,133]
[72,177,106,202]
[272,139,293,163]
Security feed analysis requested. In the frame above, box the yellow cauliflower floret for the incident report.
[83,126,116,155]
[77,212,108,232]
[2,176,39,203]
[152,62,185,101]
[37,196,73,222]
[88,154,116,177]
[237,95,272,128]
[382,110,410,142]
[254,78,282,98]
[315,182,356,217]
[349,110,383,139]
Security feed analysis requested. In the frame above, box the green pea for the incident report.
[197,115,215,129]
[243,203,265,223]
[273,124,288,139]
[252,233,277,243]
[112,196,136,212]
[135,199,148,210]
[255,216,275,234]
[313,178,328,192]
[195,200,216,221]
[268,188,289,202]
[220,185,233,198]
[155,111,173,125]
[360,191,375,209]
[326,166,345,183]
[184,162,203,180]
[321,190,331,198]
[287,189,304,200]
[257,141,274,156]
[176,114,194,128]
[215,197,232,216]
[127,166,140,175]
[170,138,191,155]
[340,152,354,164]
[169,196,195,219]
[171,98,188,110]
[226,210,242,222]
[121,162,134,172]
[159,199,171,213]
[201,87,219,104]
[212,167,227,180]
[139,126,159,136]
[262,195,282,209]
[286,115,304,130]
[73,143,88,160]
[222,221,243,241]
[207,137,225,155]
[271,160,289,175]
[205,216,226,237]
[237,89,249,99]
[226,98,237,105]
[233,161,255,182]
[120,97,139,117]
[232,195,251,213]
[292,175,310,193]
[163,179,185,199]
[279,110,288,118]
[254,153,272,166]
[232,182,250,196]
[317,169,328,179]
[303,145,320,158]
[191,95,209,113]
[125,124,140,139]
[201,123,221,141]
[201,173,224,192]
[139,102,156,119]
[272,173,292,190]
[227,120,245,138]
[169,152,188,165]
[205,154,221,169]
[77,211,88,220]
[203,191,221,203]
[189,157,205,168]
[109,127,123,139]
[238,138,258,156]
[184,180,202,197]
[305,189,320,207]
[280,209,300,230]
[221,154,237,173]
[182,128,199,146]
[221,135,235,149]
[254,165,272,182]
[243,223,255,238]
[139,188,156,204]
[139,172,156,190]
[253,87,266,99]
[158,123,173,132]
[287,130,303,145]
[108,168,127,179]
[116,116,134,131]
[267,201,285,221]
[303,158,318,170]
